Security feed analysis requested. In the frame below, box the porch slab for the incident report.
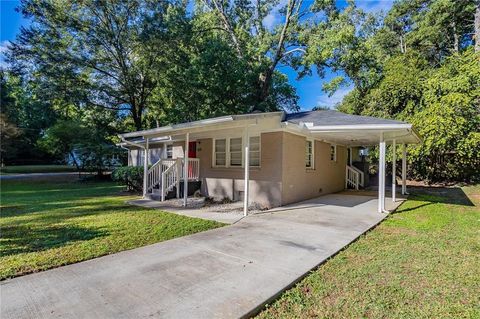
[1,193,405,319]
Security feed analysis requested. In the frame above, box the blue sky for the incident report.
[0,0,393,111]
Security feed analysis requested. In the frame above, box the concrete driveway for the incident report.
[1,193,404,319]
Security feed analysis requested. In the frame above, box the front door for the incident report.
[188,141,197,158]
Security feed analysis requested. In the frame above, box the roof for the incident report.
[119,112,283,139]
[284,110,406,126]
[118,109,421,147]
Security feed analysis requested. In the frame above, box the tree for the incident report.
[407,49,480,181]
[475,0,480,52]
[0,70,58,164]
[197,0,363,112]
[0,113,21,165]
[37,120,89,170]
[38,117,122,174]
[9,0,176,130]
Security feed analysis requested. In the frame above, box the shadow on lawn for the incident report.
[395,186,475,214]
[0,224,108,256]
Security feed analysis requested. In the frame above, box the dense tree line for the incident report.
[1,0,479,182]
[333,0,480,182]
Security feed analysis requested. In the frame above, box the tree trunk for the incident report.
[475,2,480,52]
[451,21,459,52]
[130,101,143,131]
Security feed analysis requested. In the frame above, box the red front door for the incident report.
[188,141,196,158]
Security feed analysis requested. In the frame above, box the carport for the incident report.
[285,111,421,213]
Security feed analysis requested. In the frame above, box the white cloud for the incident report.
[262,0,288,30]
[356,0,394,14]
[263,13,278,30]
[0,41,10,68]
[315,86,353,108]
[0,41,10,54]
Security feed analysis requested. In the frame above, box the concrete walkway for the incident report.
[1,194,404,319]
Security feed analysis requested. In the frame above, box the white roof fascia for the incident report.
[307,123,413,132]
[119,116,234,139]
[119,112,284,139]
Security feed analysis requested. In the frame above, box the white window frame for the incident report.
[213,138,227,167]
[229,137,243,167]
[330,144,337,162]
[249,135,261,168]
[165,144,173,159]
[305,139,314,169]
[212,135,261,168]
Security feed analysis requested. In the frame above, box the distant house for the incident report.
[118,110,421,214]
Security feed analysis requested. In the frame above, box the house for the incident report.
[118,110,421,214]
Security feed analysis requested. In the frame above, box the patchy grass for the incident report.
[0,180,223,280]
[0,165,77,174]
[258,185,480,319]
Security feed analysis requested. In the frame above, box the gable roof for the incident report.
[284,110,406,126]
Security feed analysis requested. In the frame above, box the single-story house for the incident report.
[118,110,421,214]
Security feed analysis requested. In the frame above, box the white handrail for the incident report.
[346,165,360,190]
[350,165,364,187]
[181,158,200,181]
[146,159,176,192]
[161,163,178,201]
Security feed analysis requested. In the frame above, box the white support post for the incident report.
[143,138,149,198]
[243,128,250,217]
[402,143,407,195]
[183,133,189,207]
[378,134,386,213]
[176,158,181,199]
[392,139,396,202]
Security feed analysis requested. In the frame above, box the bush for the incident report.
[112,166,143,192]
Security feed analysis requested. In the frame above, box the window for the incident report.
[214,139,226,166]
[305,140,313,168]
[230,138,242,166]
[249,136,260,167]
[330,144,337,161]
[138,149,145,166]
[166,145,173,159]
[213,136,261,167]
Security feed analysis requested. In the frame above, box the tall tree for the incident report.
[475,0,480,52]
[198,0,359,111]
[9,0,176,130]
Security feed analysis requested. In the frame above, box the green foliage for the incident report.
[0,71,58,164]
[38,119,122,173]
[112,166,144,192]
[335,0,480,183]
[407,50,480,181]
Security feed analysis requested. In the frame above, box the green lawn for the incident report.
[0,180,223,280]
[258,185,480,319]
[0,165,77,174]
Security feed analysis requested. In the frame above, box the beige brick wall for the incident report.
[162,131,346,208]
[196,132,283,208]
[281,132,346,205]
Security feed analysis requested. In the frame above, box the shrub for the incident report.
[112,166,143,192]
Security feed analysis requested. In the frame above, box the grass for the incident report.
[0,165,78,174]
[0,180,223,280]
[258,185,480,319]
